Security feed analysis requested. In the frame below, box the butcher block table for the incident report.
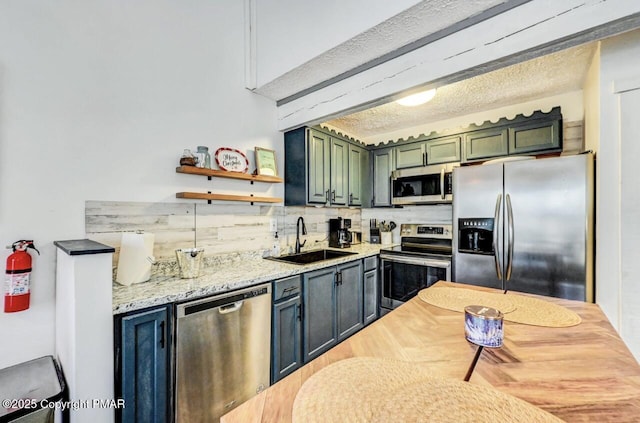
[221,281,640,422]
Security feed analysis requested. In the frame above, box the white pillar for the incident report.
[55,240,115,423]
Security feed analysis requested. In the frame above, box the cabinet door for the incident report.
[508,119,561,155]
[271,295,302,383]
[372,148,394,207]
[118,306,170,423]
[307,129,330,204]
[463,128,508,162]
[348,145,363,206]
[363,268,378,326]
[330,137,349,206]
[427,136,461,164]
[303,267,337,362]
[395,142,425,169]
[336,261,363,341]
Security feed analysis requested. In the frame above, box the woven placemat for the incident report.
[417,286,517,314]
[417,287,581,328]
[504,292,581,327]
[292,357,564,423]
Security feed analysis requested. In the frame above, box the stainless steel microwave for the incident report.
[391,163,459,205]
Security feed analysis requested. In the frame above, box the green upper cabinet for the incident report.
[508,119,561,155]
[307,129,330,204]
[426,136,461,164]
[348,144,365,206]
[372,147,394,207]
[329,137,349,206]
[395,136,461,169]
[462,107,563,163]
[395,141,425,169]
[463,128,509,162]
[284,127,366,207]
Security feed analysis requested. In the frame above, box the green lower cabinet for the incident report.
[115,305,171,423]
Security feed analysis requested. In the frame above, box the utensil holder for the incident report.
[175,248,204,278]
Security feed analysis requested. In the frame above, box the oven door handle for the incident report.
[380,254,451,268]
[440,168,446,200]
[493,193,503,281]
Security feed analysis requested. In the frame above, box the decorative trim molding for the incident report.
[371,106,562,148]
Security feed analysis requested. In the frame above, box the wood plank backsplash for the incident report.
[86,201,362,263]
[86,200,455,266]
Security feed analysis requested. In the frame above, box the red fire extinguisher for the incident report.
[4,240,40,313]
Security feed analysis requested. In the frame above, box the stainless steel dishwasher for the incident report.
[175,283,271,422]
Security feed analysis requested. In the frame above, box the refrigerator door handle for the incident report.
[493,193,503,280]
[506,193,514,281]
[440,168,445,200]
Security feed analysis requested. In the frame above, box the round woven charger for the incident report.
[372,378,564,423]
[292,357,564,423]
[417,287,581,328]
[417,286,517,314]
[292,357,437,423]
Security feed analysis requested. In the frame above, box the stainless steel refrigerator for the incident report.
[452,153,594,302]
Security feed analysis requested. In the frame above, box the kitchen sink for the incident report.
[266,249,357,265]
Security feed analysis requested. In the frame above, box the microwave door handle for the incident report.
[505,193,514,282]
[440,168,445,200]
[493,193,503,281]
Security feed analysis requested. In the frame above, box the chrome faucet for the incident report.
[295,216,307,254]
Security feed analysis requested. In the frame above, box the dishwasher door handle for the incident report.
[218,301,244,314]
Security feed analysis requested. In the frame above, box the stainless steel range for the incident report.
[379,224,452,313]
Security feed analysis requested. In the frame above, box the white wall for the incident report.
[0,0,280,369]
[598,29,640,360]
[253,0,420,87]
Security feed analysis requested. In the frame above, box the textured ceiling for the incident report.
[324,43,597,143]
[255,0,508,101]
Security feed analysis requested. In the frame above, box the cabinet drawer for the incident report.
[273,275,302,301]
[364,256,378,272]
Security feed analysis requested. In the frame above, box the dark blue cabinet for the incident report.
[302,267,337,362]
[363,256,378,326]
[302,261,365,363]
[116,305,171,423]
[271,276,303,383]
[336,260,363,341]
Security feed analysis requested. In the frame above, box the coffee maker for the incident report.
[329,218,351,248]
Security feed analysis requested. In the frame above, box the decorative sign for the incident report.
[215,148,249,173]
[255,147,278,176]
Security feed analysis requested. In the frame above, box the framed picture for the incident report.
[255,147,278,176]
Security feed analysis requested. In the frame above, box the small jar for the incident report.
[180,149,197,166]
[195,146,211,169]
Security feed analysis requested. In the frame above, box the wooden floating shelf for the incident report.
[176,192,283,203]
[176,166,283,183]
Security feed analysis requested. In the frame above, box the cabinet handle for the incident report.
[336,271,343,285]
[325,189,330,203]
[331,190,336,202]
[297,303,302,321]
[349,193,353,204]
[159,320,166,349]
[423,152,427,166]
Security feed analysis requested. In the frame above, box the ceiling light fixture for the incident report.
[396,88,437,107]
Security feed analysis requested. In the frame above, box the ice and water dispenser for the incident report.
[457,218,495,255]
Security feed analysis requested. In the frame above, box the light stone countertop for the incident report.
[112,243,389,314]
